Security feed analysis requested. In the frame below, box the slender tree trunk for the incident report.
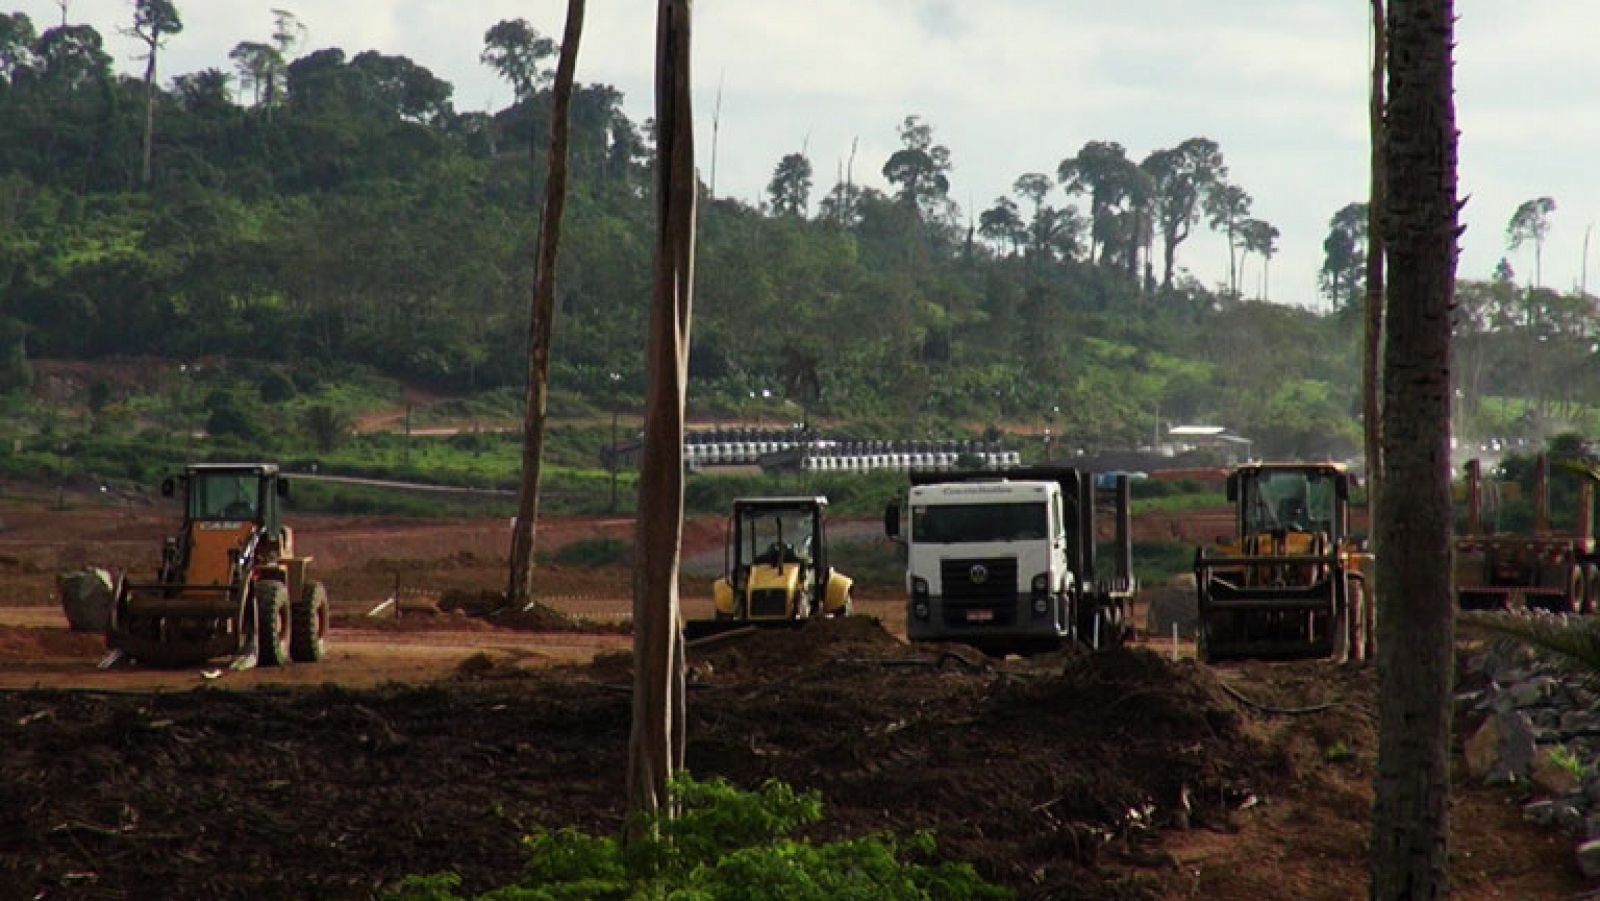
[1370,0,1457,897]
[139,33,159,188]
[627,0,694,835]
[1162,228,1177,290]
[1365,0,1387,543]
[507,0,586,608]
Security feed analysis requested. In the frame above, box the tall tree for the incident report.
[978,196,1024,256]
[1320,202,1368,309]
[1142,138,1225,290]
[0,13,36,83]
[628,0,693,833]
[766,151,811,217]
[1506,196,1556,289]
[1057,140,1137,266]
[880,115,950,217]
[31,23,110,91]
[128,0,182,188]
[480,18,556,101]
[1011,172,1080,260]
[507,0,585,611]
[1203,181,1252,296]
[1239,217,1279,300]
[1370,0,1458,897]
[228,41,278,107]
[1364,0,1387,606]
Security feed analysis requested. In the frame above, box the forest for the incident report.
[0,7,1592,458]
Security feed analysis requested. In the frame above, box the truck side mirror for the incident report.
[276,478,290,499]
[883,500,901,539]
[1225,473,1239,502]
[160,477,175,498]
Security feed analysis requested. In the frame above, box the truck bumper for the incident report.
[905,594,1066,645]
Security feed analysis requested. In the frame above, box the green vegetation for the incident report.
[0,8,1585,486]
[384,775,1007,901]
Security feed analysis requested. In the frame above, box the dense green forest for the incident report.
[0,7,1593,461]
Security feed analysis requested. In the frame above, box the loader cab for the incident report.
[1228,464,1350,538]
[163,464,290,536]
[729,498,826,588]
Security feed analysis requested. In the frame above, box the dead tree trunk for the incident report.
[1364,0,1387,532]
[1370,0,1458,897]
[507,0,586,609]
[627,0,694,834]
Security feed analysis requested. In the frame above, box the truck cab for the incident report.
[886,467,1135,655]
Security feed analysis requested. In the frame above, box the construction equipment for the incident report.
[885,467,1137,656]
[1194,462,1372,664]
[106,464,330,668]
[687,496,853,641]
[1456,455,1600,612]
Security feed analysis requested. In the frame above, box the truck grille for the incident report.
[941,557,1017,601]
[749,589,789,618]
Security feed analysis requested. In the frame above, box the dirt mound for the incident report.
[690,615,907,674]
[0,625,106,663]
[433,589,629,634]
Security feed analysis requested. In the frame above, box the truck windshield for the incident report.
[189,474,260,521]
[912,503,1048,543]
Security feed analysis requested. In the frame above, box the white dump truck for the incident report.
[884,467,1137,655]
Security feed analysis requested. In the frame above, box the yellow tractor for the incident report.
[687,496,854,641]
[105,464,330,668]
[1194,462,1373,664]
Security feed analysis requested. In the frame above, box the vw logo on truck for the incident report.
[969,564,989,584]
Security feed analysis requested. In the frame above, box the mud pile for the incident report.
[0,620,1275,900]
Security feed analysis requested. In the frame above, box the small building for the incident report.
[1161,425,1253,465]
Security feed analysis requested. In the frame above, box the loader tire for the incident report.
[1583,566,1599,616]
[292,581,330,662]
[256,580,292,667]
[1347,580,1367,663]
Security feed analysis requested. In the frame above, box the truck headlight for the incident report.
[912,577,929,598]
[1032,596,1049,616]
[1031,573,1049,596]
[913,601,930,620]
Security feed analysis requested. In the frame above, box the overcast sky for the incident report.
[17,1,1596,309]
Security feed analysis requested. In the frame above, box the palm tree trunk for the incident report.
[1370,1,1458,897]
[628,0,694,835]
[1364,0,1387,583]
[507,0,586,609]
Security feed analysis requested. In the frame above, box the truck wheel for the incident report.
[1584,566,1599,616]
[1568,566,1585,615]
[291,581,330,662]
[255,580,292,667]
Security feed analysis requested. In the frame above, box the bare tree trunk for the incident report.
[139,35,159,188]
[507,0,586,609]
[1364,0,1387,630]
[627,0,694,835]
[1370,0,1457,897]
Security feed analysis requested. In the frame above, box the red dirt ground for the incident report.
[0,490,1583,899]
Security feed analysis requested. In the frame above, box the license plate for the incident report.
[966,609,994,622]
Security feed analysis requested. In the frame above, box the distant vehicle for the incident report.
[885,467,1136,656]
[1456,455,1600,613]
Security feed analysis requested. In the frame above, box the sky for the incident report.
[15,0,1599,310]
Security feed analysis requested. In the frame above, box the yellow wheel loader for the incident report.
[1194,463,1373,664]
[686,496,854,641]
[105,464,330,669]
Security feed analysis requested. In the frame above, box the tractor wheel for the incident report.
[291,581,330,662]
[255,580,292,667]
[1568,566,1586,615]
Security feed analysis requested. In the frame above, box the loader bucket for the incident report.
[1195,551,1348,663]
[106,581,248,668]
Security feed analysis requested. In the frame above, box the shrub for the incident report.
[383,775,1008,901]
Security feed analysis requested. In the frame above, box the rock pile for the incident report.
[1459,617,1600,879]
